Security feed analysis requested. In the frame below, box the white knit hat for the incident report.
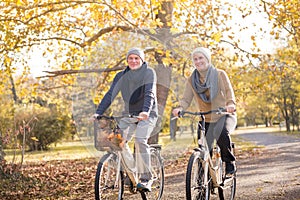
[126,47,145,62]
[192,47,211,64]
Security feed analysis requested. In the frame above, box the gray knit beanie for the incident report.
[192,47,211,64]
[126,47,145,62]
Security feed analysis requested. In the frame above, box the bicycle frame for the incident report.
[195,114,223,188]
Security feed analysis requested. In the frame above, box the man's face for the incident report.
[127,54,143,70]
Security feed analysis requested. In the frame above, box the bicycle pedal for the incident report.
[129,187,137,194]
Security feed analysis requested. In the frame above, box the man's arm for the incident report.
[95,72,123,115]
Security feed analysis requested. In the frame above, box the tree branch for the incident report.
[38,66,125,78]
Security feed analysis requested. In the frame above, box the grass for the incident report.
[3,129,265,164]
[231,134,264,152]
[3,139,103,163]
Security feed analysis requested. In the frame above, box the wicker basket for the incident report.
[94,119,124,151]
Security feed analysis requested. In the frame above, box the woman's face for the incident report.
[127,54,143,70]
[193,52,209,72]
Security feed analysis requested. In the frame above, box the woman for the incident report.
[172,47,237,175]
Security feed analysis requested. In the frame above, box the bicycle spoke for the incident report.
[142,148,164,200]
[186,152,210,200]
[95,153,124,200]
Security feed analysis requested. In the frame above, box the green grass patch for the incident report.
[3,130,265,164]
[3,140,102,163]
[231,134,264,152]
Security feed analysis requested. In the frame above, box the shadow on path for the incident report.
[234,128,300,200]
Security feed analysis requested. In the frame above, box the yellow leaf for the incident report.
[17,0,27,6]
[170,27,179,34]
[211,32,222,42]
[31,137,39,142]
[149,29,156,34]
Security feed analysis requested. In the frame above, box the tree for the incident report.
[259,0,300,130]
[5,0,293,165]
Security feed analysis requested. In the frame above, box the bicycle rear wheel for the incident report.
[186,151,210,200]
[95,153,124,200]
[141,147,164,200]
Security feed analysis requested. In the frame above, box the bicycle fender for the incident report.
[193,147,206,159]
[193,147,202,152]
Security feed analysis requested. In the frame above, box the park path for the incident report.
[126,127,300,200]
[234,127,300,200]
[161,127,300,200]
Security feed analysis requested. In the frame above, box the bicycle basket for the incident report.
[94,119,124,151]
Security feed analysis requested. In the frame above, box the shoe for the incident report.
[225,162,236,175]
[137,179,152,192]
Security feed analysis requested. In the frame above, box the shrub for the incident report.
[14,104,70,151]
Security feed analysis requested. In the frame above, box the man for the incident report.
[94,47,158,191]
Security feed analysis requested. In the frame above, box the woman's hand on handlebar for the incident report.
[226,105,236,113]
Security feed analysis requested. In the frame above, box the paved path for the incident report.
[124,127,300,200]
[234,127,300,200]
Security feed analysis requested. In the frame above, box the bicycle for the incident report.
[94,115,164,200]
[178,108,236,200]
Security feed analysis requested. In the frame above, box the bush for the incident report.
[14,104,71,151]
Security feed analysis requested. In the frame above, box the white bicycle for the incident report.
[94,115,164,200]
[178,108,236,200]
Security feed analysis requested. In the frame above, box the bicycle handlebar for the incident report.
[178,107,229,118]
[95,114,140,121]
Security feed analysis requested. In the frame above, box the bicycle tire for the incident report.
[218,143,236,200]
[95,153,124,200]
[186,151,211,200]
[218,171,236,200]
[141,147,164,200]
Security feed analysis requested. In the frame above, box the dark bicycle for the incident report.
[94,115,164,200]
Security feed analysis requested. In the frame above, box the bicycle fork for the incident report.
[202,151,222,189]
[118,151,138,188]
[114,154,122,188]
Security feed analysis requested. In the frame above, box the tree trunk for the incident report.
[148,1,173,144]
[283,96,291,132]
[0,131,4,162]
[149,64,172,144]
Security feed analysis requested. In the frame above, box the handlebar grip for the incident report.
[218,107,227,112]
[95,115,113,120]
[178,111,184,117]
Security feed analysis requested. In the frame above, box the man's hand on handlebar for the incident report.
[92,113,100,120]
[138,112,149,121]
[172,108,182,117]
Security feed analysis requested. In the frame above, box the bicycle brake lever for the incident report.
[178,111,184,118]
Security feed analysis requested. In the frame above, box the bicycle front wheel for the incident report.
[141,147,164,200]
[218,170,236,200]
[186,151,210,200]
[95,153,124,200]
